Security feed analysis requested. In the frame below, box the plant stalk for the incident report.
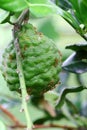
[13,9,33,130]
[14,38,33,130]
[15,9,29,26]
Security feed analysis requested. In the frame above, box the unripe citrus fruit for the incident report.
[1,23,61,96]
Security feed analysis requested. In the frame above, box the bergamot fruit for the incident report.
[1,23,61,96]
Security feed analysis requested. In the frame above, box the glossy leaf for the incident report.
[79,0,87,25]
[29,0,48,4]
[29,3,58,17]
[62,11,80,29]
[69,0,80,13]
[56,0,81,29]
[56,7,81,33]
[0,0,58,18]
[56,0,72,10]
[0,9,10,23]
[0,0,28,12]
[69,0,87,26]
[66,42,87,51]
[55,0,87,34]
[62,51,87,73]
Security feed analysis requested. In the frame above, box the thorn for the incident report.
[20,108,24,112]
[16,69,20,74]
[25,95,30,101]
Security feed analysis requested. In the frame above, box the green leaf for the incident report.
[56,0,81,28]
[56,7,82,33]
[0,0,59,17]
[69,0,87,27]
[66,42,87,51]
[83,0,87,6]
[62,11,80,29]
[69,0,87,25]
[0,0,28,12]
[62,43,87,73]
[56,0,72,10]
[79,0,87,25]
[29,3,58,17]
[28,0,58,17]
[0,120,6,130]
[62,51,87,73]
[56,0,87,34]
[69,0,80,12]
[29,0,48,4]
[0,9,10,23]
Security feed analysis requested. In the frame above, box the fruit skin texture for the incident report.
[1,23,61,96]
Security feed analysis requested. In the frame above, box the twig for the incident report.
[34,124,77,130]
[56,86,87,108]
[0,105,76,130]
[15,9,29,26]
[0,105,24,127]
[9,124,77,130]
[13,9,33,130]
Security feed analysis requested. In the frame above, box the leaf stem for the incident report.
[10,123,77,130]
[0,105,20,126]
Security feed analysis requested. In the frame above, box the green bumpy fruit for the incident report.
[1,23,61,96]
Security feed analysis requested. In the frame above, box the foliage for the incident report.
[0,0,87,130]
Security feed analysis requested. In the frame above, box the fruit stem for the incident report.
[13,9,33,130]
[15,9,29,26]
